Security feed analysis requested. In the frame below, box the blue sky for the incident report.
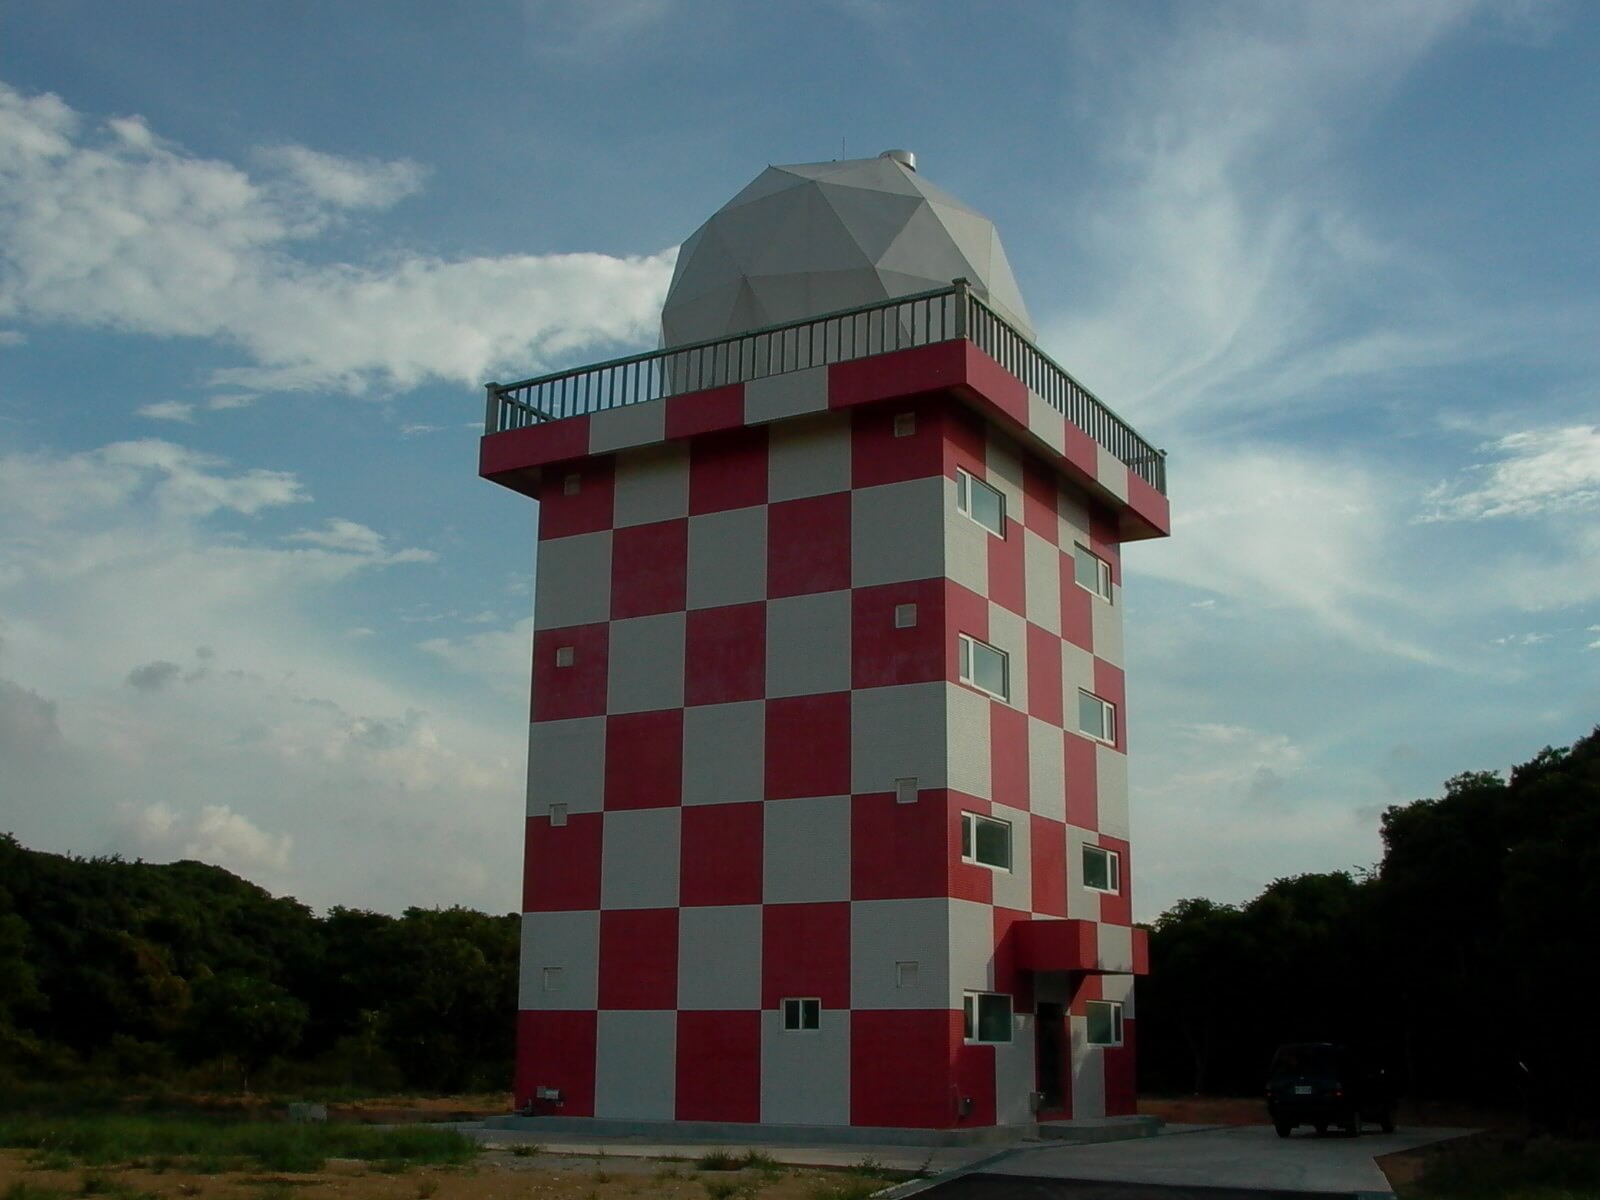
[1,1,1596,919]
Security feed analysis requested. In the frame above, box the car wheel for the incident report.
[1275,1122,1292,1138]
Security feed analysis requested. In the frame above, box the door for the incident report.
[1036,1002,1066,1112]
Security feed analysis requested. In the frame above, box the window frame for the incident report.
[959,633,1010,701]
[1082,844,1121,894]
[1077,689,1117,745]
[963,991,1014,1044]
[781,996,821,1033]
[955,468,1006,538]
[960,811,1013,871]
[1073,543,1114,602]
[1086,999,1124,1047]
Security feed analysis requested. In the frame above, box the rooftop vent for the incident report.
[878,148,916,171]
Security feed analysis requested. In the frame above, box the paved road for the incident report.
[913,1125,1473,1200]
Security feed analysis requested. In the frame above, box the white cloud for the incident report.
[0,438,523,912]
[136,401,195,423]
[0,330,25,346]
[206,393,256,411]
[258,143,427,210]
[284,517,434,564]
[0,80,676,394]
[1130,442,1434,660]
[1422,425,1600,521]
[1044,4,1490,430]
[420,616,534,701]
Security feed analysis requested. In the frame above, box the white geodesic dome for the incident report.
[661,152,1035,348]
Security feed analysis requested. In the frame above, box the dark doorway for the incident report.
[1037,1001,1066,1110]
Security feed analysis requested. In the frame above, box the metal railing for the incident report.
[485,281,1166,494]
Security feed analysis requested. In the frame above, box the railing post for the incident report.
[951,277,971,342]
[484,383,500,434]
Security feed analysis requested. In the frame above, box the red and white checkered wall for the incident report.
[511,359,1146,1129]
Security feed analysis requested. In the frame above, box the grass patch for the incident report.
[508,1144,541,1158]
[1400,1138,1600,1200]
[5,1185,72,1200]
[0,1116,477,1173]
[701,1181,757,1200]
[696,1150,777,1173]
[805,1181,884,1200]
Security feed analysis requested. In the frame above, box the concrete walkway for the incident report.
[454,1121,1475,1198]
[915,1124,1475,1199]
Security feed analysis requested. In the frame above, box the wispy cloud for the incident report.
[1422,425,1600,521]
[0,81,676,394]
[136,401,195,423]
[1045,3,1491,431]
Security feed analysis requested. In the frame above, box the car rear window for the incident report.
[1271,1044,1341,1076]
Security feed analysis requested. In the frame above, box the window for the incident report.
[895,961,919,989]
[961,812,1012,870]
[562,472,581,496]
[894,603,918,628]
[894,777,918,805]
[959,634,1009,700]
[554,645,575,668]
[549,802,569,828]
[1078,690,1116,744]
[541,966,563,992]
[963,992,1013,1043]
[956,469,1006,537]
[781,997,820,1032]
[1073,544,1113,602]
[1083,844,1120,893]
[1086,1000,1123,1046]
[893,412,916,437]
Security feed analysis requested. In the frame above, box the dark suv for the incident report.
[1266,1042,1396,1137]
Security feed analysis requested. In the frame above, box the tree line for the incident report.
[1137,726,1600,1130]
[0,834,518,1095]
[2,726,1595,1119]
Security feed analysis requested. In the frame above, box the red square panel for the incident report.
[598,908,678,1010]
[1064,733,1099,830]
[516,1010,596,1116]
[1099,834,1133,927]
[1061,563,1094,652]
[987,518,1026,617]
[768,492,851,599]
[954,1039,998,1128]
[850,400,944,489]
[1070,972,1104,1015]
[523,813,602,912]
[532,623,609,723]
[851,790,947,900]
[1063,425,1098,484]
[689,425,768,515]
[990,702,1030,812]
[1026,623,1064,727]
[947,793,994,906]
[535,453,614,541]
[1022,459,1059,545]
[604,710,683,810]
[761,901,850,1009]
[991,907,1034,1011]
[944,582,989,685]
[1104,1019,1138,1116]
[851,580,945,690]
[764,693,851,800]
[850,1010,959,1129]
[666,384,745,440]
[1089,511,1122,587]
[1093,659,1126,752]
[1030,815,1068,918]
[942,404,987,484]
[611,519,688,619]
[675,1011,761,1122]
[680,802,763,906]
[685,602,766,706]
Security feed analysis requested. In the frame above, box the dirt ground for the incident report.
[0,1147,890,1200]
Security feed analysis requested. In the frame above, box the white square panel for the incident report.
[607,612,685,713]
